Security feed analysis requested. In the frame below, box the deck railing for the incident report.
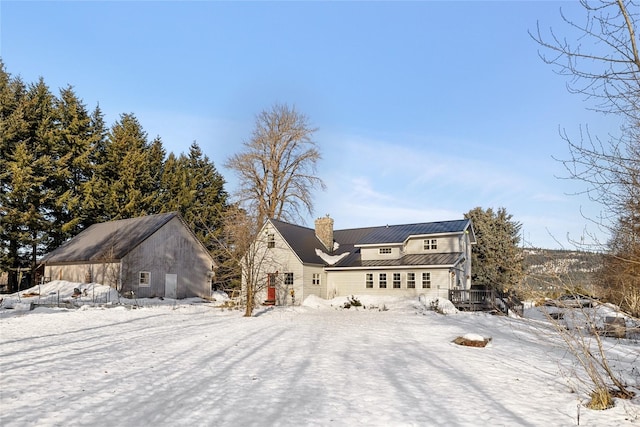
[448,289,523,316]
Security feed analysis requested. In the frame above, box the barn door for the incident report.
[165,274,178,299]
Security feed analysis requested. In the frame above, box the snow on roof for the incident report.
[314,248,349,266]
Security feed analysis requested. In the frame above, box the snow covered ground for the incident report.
[1,281,639,426]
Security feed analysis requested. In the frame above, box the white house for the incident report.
[250,215,476,306]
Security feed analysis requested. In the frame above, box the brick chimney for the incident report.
[315,215,334,252]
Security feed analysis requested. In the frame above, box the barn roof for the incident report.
[40,212,179,264]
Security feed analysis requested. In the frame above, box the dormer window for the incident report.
[379,248,392,255]
[423,239,437,251]
[267,233,275,248]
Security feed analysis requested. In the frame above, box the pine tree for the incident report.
[157,142,228,250]
[145,137,166,214]
[464,207,524,291]
[0,62,28,291]
[81,105,109,225]
[100,113,164,219]
[184,142,228,248]
[157,152,190,213]
[49,86,97,246]
[0,72,59,290]
[22,79,60,278]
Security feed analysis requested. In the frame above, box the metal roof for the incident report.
[268,219,327,265]
[268,218,471,268]
[40,212,179,264]
[356,219,471,245]
[360,253,462,267]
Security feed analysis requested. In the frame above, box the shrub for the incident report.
[343,295,362,309]
[587,388,614,410]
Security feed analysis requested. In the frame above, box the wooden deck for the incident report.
[448,289,523,316]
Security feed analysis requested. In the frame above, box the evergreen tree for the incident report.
[184,142,228,248]
[0,72,58,290]
[464,207,524,291]
[49,86,97,246]
[1,142,35,292]
[157,142,228,250]
[23,79,62,280]
[0,61,28,290]
[100,113,163,219]
[146,137,166,214]
[157,152,190,213]
[81,105,109,225]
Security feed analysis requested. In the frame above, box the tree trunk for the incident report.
[244,286,254,317]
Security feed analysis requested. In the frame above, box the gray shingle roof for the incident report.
[269,218,471,268]
[40,212,178,264]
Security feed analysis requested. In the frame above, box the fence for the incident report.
[31,288,116,309]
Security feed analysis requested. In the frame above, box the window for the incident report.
[312,273,321,285]
[393,273,401,288]
[284,272,294,286]
[422,272,431,288]
[267,233,275,248]
[379,248,392,254]
[407,272,415,289]
[138,271,150,287]
[366,273,373,288]
[379,273,387,288]
[423,239,437,250]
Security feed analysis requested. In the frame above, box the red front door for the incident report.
[265,273,277,305]
[267,285,276,301]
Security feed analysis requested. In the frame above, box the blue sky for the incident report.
[2,1,621,249]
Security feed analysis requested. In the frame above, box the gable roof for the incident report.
[41,212,180,264]
[267,218,472,268]
[268,219,327,265]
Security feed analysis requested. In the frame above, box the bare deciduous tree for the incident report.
[532,1,640,316]
[208,205,283,317]
[531,0,640,120]
[531,0,640,227]
[225,103,325,228]
[531,0,640,409]
[539,298,636,409]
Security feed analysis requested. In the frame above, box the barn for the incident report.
[40,212,215,299]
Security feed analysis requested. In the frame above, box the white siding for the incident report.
[251,224,305,305]
[404,235,459,254]
[302,266,327,300]
[360,246,402,261]
[462,232,473,289]
[327,268,451,299]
